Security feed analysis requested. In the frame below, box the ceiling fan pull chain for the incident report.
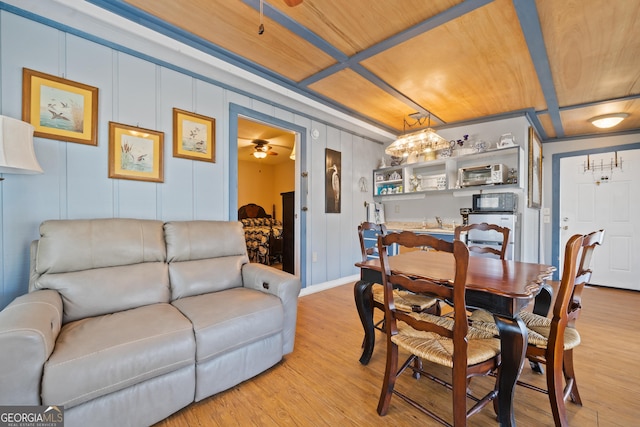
[258,0,265,35]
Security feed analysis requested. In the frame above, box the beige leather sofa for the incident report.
[0,218,301,427]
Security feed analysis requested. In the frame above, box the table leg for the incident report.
[493,314,528,427]
[354,280,375,365]
[530,281,553,373]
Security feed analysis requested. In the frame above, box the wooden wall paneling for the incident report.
[0,13,64,307]
[338,129,355,278]
[293,114,311,287]
[309,121,327,285]
[193,81,226,220]
[273,108,297,217]
[65,35,114,219]
[114,54,160,219]
[158,68,195,220]
[249,99,276,118]
[350,135,382,275]
[324,126,342,280]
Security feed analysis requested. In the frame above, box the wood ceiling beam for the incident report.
[513,0,564,138]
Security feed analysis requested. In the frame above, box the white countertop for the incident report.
[384,221,456,234]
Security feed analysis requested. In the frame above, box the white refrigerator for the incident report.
[466,213,519,261]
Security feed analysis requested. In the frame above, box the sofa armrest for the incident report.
[241,263,301,354]
[0,290,63,404]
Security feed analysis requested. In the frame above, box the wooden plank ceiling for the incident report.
[98,0,640,141]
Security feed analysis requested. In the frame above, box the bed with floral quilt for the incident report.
[238,203,283,265]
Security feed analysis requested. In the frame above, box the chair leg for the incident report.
[563,349,582,405]
[546,354,570,427]
[377,339,399,416]
[452,365,468,426]
[412,357,422,379]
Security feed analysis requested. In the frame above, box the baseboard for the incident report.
[299,275,359,297]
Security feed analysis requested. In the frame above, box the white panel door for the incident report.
[559,150,640,290]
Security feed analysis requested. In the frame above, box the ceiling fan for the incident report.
[258,0,302,34]
[250,139,279,159]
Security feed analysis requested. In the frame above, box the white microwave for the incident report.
[458,164,508,187]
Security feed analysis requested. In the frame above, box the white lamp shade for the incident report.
[0,115,43,175]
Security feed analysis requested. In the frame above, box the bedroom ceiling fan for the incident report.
[250,139,279,159]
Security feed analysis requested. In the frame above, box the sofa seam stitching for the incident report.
[46,326,194,368]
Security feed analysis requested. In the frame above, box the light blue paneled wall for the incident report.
[0,9,384,309]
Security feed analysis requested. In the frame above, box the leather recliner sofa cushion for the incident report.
[32,219,169,322]
[172,287,283,362]
[41,303,195,409]
[164,221,249,300]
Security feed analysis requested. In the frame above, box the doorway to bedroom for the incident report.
[237,117,295,272]
[229,103,308,287]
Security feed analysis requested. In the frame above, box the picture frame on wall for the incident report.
[528,126,542,209]
[172,108,216,162]
[22,68,99,146]
[108,122,164,183]
[325,148,341,213]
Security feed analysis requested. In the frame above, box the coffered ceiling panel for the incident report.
[123,0,336,81]
[537,113,556,139]
[560,99,640,136]
[309,69,420,131]
[361,0,547,124]
[268,0,462,57]
[82,0,639,142]
[537,0,640,106]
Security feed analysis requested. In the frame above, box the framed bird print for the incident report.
[22,68,99,145]
[108,122,164,183]
[172,108,216,162]
[527,126,542,209]
[325,148,341,213]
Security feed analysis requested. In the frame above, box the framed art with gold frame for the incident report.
[22,68,99,145]
[172,108,215,162]
[527,126,542,209]
[108,122,164,182]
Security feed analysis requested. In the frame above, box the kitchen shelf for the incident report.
[373,145,522,198]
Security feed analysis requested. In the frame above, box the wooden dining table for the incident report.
[354,250,555,427]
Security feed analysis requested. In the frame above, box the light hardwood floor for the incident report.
[155,283,640,426]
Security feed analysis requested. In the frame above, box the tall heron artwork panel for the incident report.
[325,148,341,213]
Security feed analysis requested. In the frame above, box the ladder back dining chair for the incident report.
[470,229,604,427]
[454,222,510,260]
[376,231,501,426]
[357,222,440,335]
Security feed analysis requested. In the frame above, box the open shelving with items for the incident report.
[373,145,523,198]
[373,167,404,195]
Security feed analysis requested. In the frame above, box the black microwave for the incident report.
[472,193,517,213]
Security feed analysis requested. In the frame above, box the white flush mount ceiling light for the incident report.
[589,113,629,129]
